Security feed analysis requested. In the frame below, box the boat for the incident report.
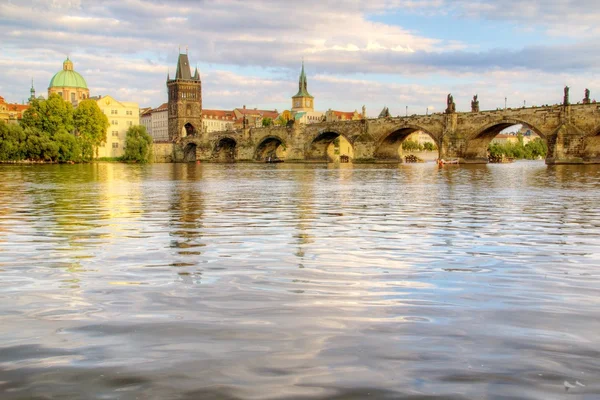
[438,158,459,166]
[265,157,284,164]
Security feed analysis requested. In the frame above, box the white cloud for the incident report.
[0,0,599,114]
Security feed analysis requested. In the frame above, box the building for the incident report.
[406,131,436,146]
[203,109,235,132]
[325,109,363,122]
[167,52,202,141]
[150,103,168,141]
[139,107,152,136]
[0,96,29,124]
[233,106,279,128]
[290,62,323,124]
[95,95,139,158]
[48,57,90,106]
[291,62,314,113]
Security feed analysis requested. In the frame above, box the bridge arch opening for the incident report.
[213,138,237,162]
[255,136,287,161]
[467,121,547,162]
[183,143,197,162]
[375,127,438,162]
[182,122,198,138]
[307,131,354,162]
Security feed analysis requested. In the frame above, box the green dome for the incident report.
[48,58,88,89]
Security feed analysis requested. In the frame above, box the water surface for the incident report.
[0,162,599,399]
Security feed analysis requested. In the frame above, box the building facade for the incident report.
[48,58,90,106]
[150,103,168,141]
[0,96,28,124]
[233,106,279,129]
[325,109,363,122]
[203,109,235,132]
[167,53,202,141]
[140,107,152,136]
[95,95,139,158]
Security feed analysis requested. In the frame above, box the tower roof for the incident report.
[174,53,200,81]
[293,61,313,98]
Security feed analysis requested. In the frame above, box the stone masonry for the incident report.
[170,103,600,165]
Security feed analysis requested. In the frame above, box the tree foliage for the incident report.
[74,99,109,161]
[21,93,74,136]
[488,135,548,160]
[262,117,273,127]
[122,125,153,163]
[402,139,438,152]
[0,120,82,163]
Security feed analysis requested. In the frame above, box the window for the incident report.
[127,121,133,127]
[111,120,118,125]
[112,143,119,148]
[126,110,133,116]
[112,131,119,137]
[111,109,118,115]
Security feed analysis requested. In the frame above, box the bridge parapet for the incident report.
[170,103,600,164]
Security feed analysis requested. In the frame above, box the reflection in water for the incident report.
[1,161,600,399]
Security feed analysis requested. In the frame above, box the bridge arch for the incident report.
[306,130,354,162]
[254,135,287,161]
[465,119,547,161]
[375,125,438,162]
[213,137,237,162]
[182,122,199,138]
[183,142,197,162]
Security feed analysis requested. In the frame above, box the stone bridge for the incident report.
[175,103,600,164]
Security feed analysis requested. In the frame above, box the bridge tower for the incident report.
[167,52,202,142]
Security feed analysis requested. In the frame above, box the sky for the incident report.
[1,0,600,117]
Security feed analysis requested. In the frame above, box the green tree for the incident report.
[21,93,74,137]
[23,127,59,162]
[423,142,437,151]
[122,125,153,163]
[402,140,423,151]
[262,117,273,127]
[73,99,109,161]
[55,130,82,162]
[0,121,26,161]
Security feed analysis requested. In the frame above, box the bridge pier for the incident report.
[546,123,588,165]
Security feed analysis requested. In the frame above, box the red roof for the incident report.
[235,107,278,119]
[153,103,168,112]
[330,110,360,120]
[204,109,235,120]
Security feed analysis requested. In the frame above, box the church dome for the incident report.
[48,58,88,89]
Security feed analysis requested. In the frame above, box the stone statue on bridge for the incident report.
[583,88,591,104]
[563,86,570,106]
[471,95,480,112]
[446,94,456,114]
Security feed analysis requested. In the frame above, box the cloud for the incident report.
[0,0,599,114]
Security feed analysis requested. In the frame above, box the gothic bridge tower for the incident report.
[167,52,202,142]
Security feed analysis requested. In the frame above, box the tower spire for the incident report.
[29,78,36,103]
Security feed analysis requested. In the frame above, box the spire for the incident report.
[167,68,170,81]
[294,60,312,98]
[29,78,36,103]
[193,66,200,81]
[175,53,192,80]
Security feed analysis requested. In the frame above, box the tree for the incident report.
[402,140,423,151]
[21,93,74,137]
[0,121,26,161]
[73,99,109,161]
[122,125,153,163]
[262,117,273,127]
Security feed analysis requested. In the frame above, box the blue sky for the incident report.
[1,0,599,116]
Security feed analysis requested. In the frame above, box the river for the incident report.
[0,161,599,399]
